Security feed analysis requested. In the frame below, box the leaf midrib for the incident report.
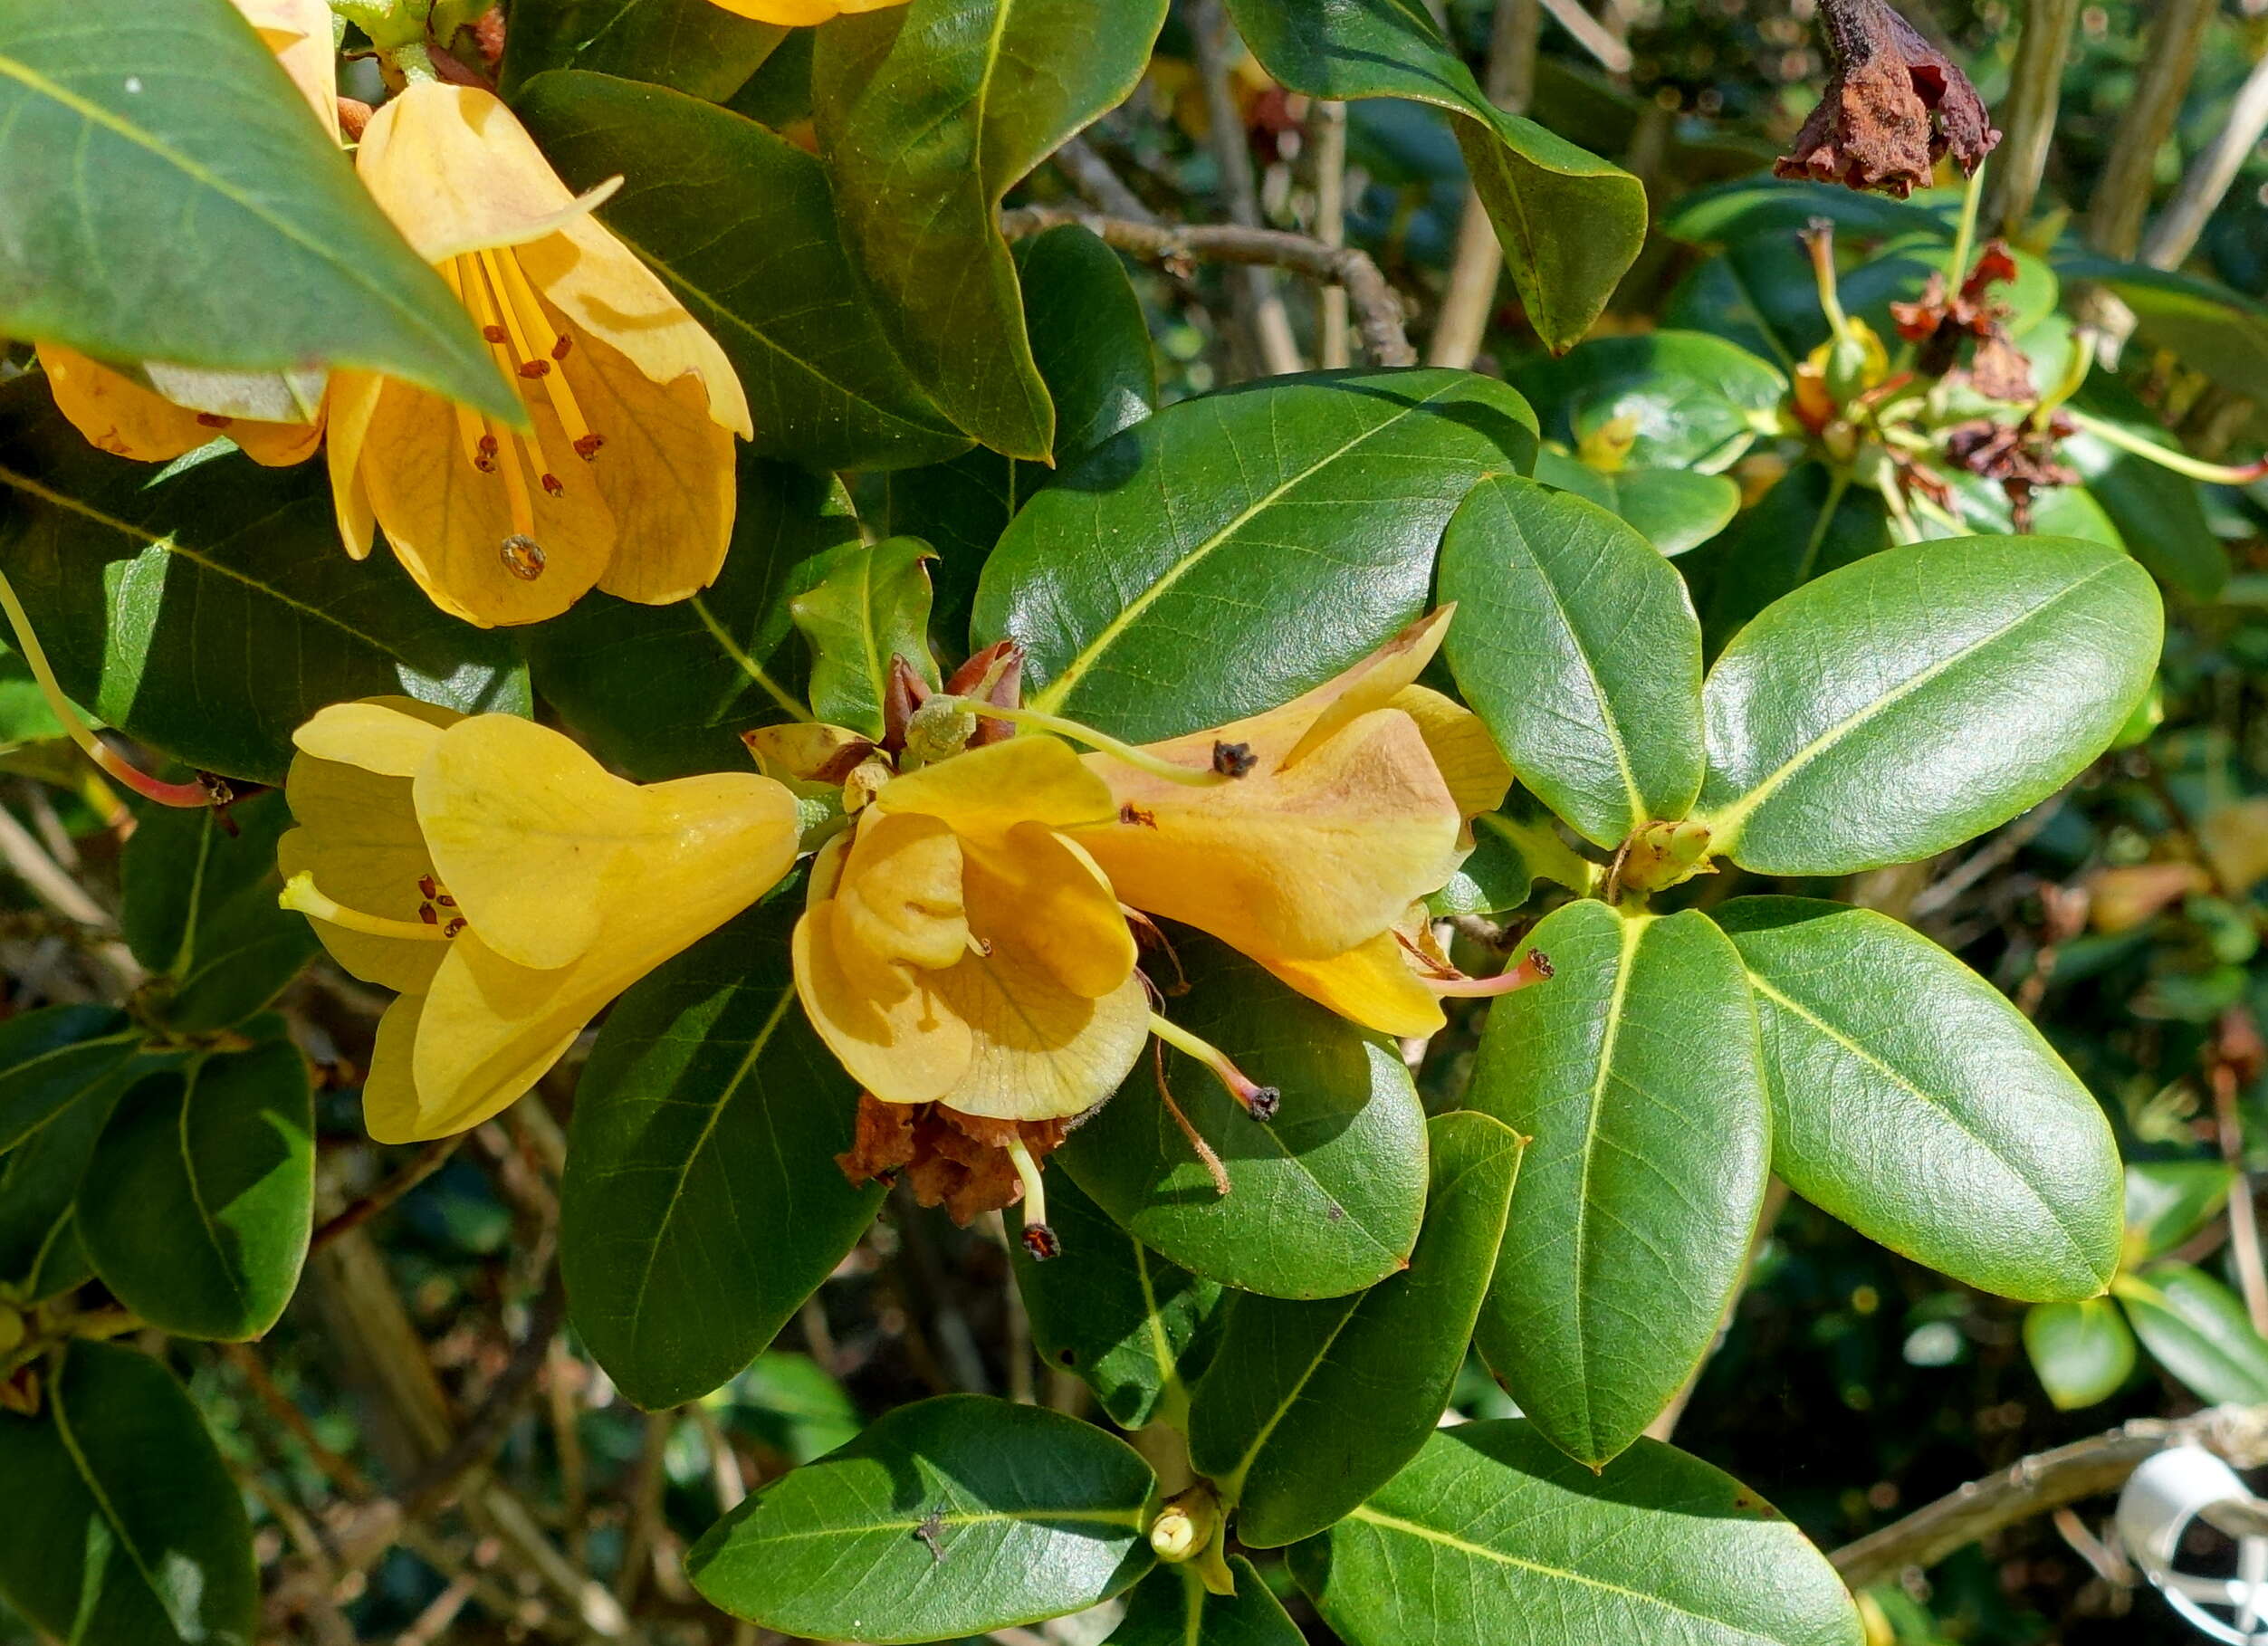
[49,1361,196,1638]
[1560,909,1644,1450]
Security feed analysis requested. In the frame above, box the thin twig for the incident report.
[1986,0,2081,235]
[400,1264,569,1517]
[1000,206,1413,366]
[691,1400,748,1512]
[1431,0,1540,368]
[1832,1403,2268,1588]
[1538,0,1633,73]
[1312,100,1351,369]
[1054,134,1158,225]
[1187,0,1303,375]
[310,1135,464,1254]
[2143,46,2268,269]
[2085,0,2218,257]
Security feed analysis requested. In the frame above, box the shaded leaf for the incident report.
[500,0,786,100]
[1107,1557,1303,1646]
[1530,446,1740,559]
[2118,1263,2268,1405]
[2065,378,2229,602]
[1695,459,1891,657]
[2024,1298,2136,1411]
[790,537,938,739]
[563,898,884,1410]
[2125,1160,2235,1266]
[1513,330,1786,475]
[0,1004,139,1155]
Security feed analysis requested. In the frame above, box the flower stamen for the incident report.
[1004,1137,1057,1259]
[280,871,455,942]
[1423,946,1555,998]
[925,698,1235,789]
[1148,1013,1279,1121]
[483,246,600,464]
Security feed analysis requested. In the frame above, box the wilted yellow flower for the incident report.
[278,698,797,1143]
[703,0,909,23]
[36,0,336,467]
[336,82,751,627]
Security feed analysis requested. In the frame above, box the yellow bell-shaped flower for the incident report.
[1065,608,1515,1038]
[703,0,909,23]
[36,0,335,467]
[278,698,798,1143]
[336,82,752,628]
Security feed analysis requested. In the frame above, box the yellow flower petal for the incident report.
[231,0,340,139]
[327,370,384,560]
[1259,931,1446,1039]
[357,83,619,263]
[40,345,218,464]
[1074,703,1463,962]
[293,698,453,777]
[568,334,739,605]
[833,811,971,977]
[703,0,907,19]
[277,792,446,997]
[358,377,614,627]
[795,899,975,1105]
[1390,684,1511,837]
[404,934,588,1138]
[923,935,1150,1122]
[877,735,1115,847]
[745,723,876,785]
[961,823,1136,1001]
[360,991,431,1145]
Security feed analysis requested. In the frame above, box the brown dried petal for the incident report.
[837,1094,919,1185]
[1775,0,1999,198]
[1966,335,2038,405]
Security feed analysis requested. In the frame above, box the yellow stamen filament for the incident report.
[1005,1138,1057,1260]
[1423,946,1555,998]
[927,698,1233,789]
[436,260,493,474]
[1148,1013,1280,1120]
[483,247,598,459]
[280,872,453,942]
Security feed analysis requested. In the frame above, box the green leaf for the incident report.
[1191,1112,1521,1547]
[1469,900,1769,1466]
[1287,1422,1863,1646]
[1430,795,1597,916]
[1695,460,1891,657]
[1717,898,2121,1301]
[527,455,859,780]
[1699,536,2163,877]
[1530,447,1740,559]
[0,0,510,417]
[120,790,317,1032]
[1107,1557,1304,1646]
[812,0,1170,458]
[562,898,884,1410]
[874,224,1157,646]
[686,1394,1157,1642]
[0,382,527,784]
[1060,936,1429,1300]
[2125,1160,2235,1265]
[1662,238,1821,375]
[0,1004,140,1155]
[1440,474,1706,847]
[2117,1263,2268,1405]
[1513,331,1787,475]
[78,1038,312,1342]
[2024,1299,2136,1411]
[789,537,938,739]
[500,0,787,101]
[0,1060,156,1298]
[0,1341,257,1646]
[1227,0,1644,349]
[1010,1171,1221,1431]
[2054,254,2268,404]
[514,72,968,473]
[1662,177,1949,245]
[2065,379,2229,601]
[974,369,1538,742]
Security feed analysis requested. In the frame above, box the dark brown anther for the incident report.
[443,917,468,938]
[475,433,500,474]
[418,874,440,900]
[573,433,604,461]
[1244,1086,1282,1123]
[516,359,551,379]
[196,770,241,835]
[195,412,232,429]
[1020,1222,1062,1261]
[880,654,932,754]
[337,96,374,142]
[541,472,565,498]
[434,894,457,908]
[483,324,509,344]
[551,335,572,360]
[419,904,440,926]
[1775,0,1998,198]
[1526,947,1555,981]
[1211,741,1257,778]
[501,534,547,581]
[1119,803,1157,828]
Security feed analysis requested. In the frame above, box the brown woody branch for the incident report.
[1832,1402,2268,1589]
[999,206,1415,368]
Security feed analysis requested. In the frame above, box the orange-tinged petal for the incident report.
[231,0,340,139]
[357,83,619,263]
[961,823,1135,1001]
[359,378,613,627]
[40,345,215,464]
[877,735,1115,847]
[327,370,384,560]
[834,810,971,976]
[795,900,974,1105]
[570,335,739,605]
[1260,931,1446,1038]
[1391,683,1511,837]
[519,223,751,439]
[1277,606,1455,768]
[1073,704,1463,962]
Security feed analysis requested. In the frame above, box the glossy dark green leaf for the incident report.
[1662,238,1821,373]
[2125,1160,2235,1265]
[120,790,317,1032]
[500,0,785,100]
[687,1394,1156,1642]
[1469,900,1769,1466]
[0,1004,139,1154]
[0,1341,256,1646]
[789,537,938,739]
[563,898,884,1410]
[527,455,859,780]
[0,1069,145,1298]
[1530,446,1740,558]
[1010,1172,1221,1430]
[2118,1264,2268,1405]
[1227,0,1644,349]
[974,369,1537,742]
[1699,536,2162,877]
[2065,380,2229,601]
[1107,1557,1303,1646]
[813,0,1169,458]
[1718,898,2121,1300]
[726,27,813,126]
[876,224,1157,647]
[1696,459,1891,656]
[78,1038,312,1341]
[1513,331,1786,475]
[1430,797,1598,916]
[1440,474,1705,847]
[2024,1298,2136,1411]
[1287,1422,1863,1646]
[515,72,968,472]
[1060,937,1429,1300]
[0,382,526,784]
[2056,254,2268,402]
[1662,177,1950,245]
[1191,1112,1521,1547]
[0,0,511,416]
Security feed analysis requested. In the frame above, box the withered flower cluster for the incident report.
[1775,0,1999,198]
